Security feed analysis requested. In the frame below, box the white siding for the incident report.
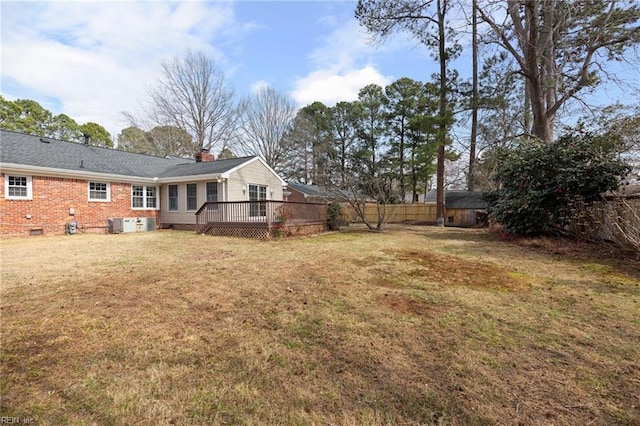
[227,159,284,201]
[161,183,198,225]
[160,159,283,226]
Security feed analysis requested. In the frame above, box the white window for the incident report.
[5,175,32,200]
[206,182,218,202]
[88,181,110,201]
[186,183,198,211]
[146,186,157,209]
[249,184,267,217]
[132,185,158,209]
[168,185,178,211]
[132,185,144,208]
[206,182,218,211]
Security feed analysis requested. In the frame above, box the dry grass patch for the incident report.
[392,249,530,291]
[1,226,639,425]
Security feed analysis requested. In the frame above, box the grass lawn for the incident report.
[1,225,639,425]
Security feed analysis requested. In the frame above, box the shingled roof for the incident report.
[158,156,258,178]
[426,190,487,209]
[287,182,327,197]
[0,130,257,179]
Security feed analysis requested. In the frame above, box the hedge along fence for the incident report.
[341,203,438,224]
[570,197,640,251]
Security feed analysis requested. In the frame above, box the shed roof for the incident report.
[426,190,487,209]
[286,182,367,202]
[287,182,327,197]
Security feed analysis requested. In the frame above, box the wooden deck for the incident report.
[196,201,327,238]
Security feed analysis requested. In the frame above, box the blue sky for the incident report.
[0,0,434,137]
[1,1,637,141]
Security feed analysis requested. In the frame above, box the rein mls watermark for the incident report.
[0,417,36,424]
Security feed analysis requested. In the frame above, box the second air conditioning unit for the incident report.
[108,217,157,233]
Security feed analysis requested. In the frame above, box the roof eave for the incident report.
[156,173,225,184]
[0,163,158,184]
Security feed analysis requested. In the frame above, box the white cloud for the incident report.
[250,80,271,94]
[0,1,238,136]
[292,66,391,107]
[0,1,441,137]
[291,13,397,107]
[307,19,376,70]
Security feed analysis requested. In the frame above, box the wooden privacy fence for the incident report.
[342,203,439,224]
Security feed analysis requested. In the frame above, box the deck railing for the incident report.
[196,201,327,234]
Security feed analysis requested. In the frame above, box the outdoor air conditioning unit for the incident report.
[108,217,156,233]
[108,218,123,234]
[122,218,137,233]
[145,217,156,231]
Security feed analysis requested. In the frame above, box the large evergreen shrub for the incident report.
[485,134,631,236]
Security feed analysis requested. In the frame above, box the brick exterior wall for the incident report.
[1,174,159,237]
[286,187,306,203]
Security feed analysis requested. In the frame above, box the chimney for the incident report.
[196,148,215,162]
[83,133,90,145]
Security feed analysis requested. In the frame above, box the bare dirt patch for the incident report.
[377,293,445,317]
[393,249,530,291]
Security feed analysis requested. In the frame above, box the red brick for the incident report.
[1,174,159,237]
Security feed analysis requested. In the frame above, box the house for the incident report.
[286,182,334,203]
[426,190,488,227]
[0,130,287,237]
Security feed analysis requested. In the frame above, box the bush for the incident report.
[570,198,640,251]
[485,134,631,236]
[271,206,293,238]
[327,203,344,231]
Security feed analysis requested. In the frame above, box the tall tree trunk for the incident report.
[541,0,557,139]
[399,121,405,202]
[524,78,532,134]
[412,145,418,202]
[468,0,478,191]
[436,0,447,226]
[522,0,553,143]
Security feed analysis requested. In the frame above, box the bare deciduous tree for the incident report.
[117,125,194,157]
[234,86,296,173]
[148,49,237,156]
